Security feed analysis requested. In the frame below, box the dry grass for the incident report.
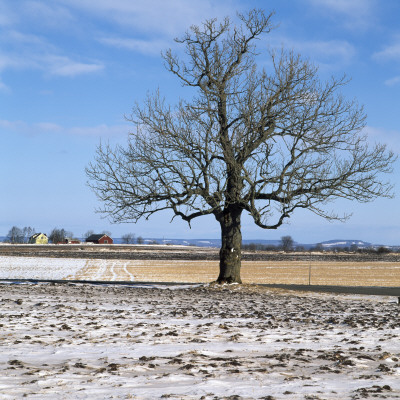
[67,259,400,286]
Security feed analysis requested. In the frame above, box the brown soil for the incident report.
[1,243,400,262]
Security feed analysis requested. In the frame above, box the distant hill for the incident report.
[129,238,398,250]
[130,238,283,248]
[114,237,385,250]
[1,236,397,250]
[318,239,372,249]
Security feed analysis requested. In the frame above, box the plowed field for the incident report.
[1,256,400,286]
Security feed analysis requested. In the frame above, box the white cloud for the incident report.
[298,39,355,63]
[0,53,21,71]
[0,1,17,27]
[269,36,355,69]
[0,3,103,80]
[373,41,400,61]
[7,30,51,46]
[0,0,241,81]
[0,30,104,78]
[0,119,29,132]
[0,119,129,138]
[60,0,239,36]
[0,1,75,32]
[51,62,103,76]
[0,49,103,78]
[0,80,10,93]
[305,0,376,30]
[99,37,169,56]
[68,124,128,137]
[372,37,400,88]
[308,0,372,15]
[384,76,400,86]
[0,32,48,79]
[34,122,63,132]
[22,1,74,28]
[363,126,400,153]
[45,55,104,77]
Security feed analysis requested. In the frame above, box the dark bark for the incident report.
[217,207,243,283]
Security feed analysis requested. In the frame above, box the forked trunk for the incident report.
[217,207,243,284]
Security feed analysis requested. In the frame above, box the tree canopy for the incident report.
[87,9,395,283]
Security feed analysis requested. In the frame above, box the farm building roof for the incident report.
[85,234,107,241]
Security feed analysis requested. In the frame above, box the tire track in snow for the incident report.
[110,262,117,281]
[93,260,108,280]
[123,263,135,281]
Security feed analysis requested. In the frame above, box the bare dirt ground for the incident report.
[2,244,400,263]
[0,282,399,399]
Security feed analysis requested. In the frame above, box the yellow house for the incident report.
[28,233,48,244]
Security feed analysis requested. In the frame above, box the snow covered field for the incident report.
[1,255,400,286]
[0,257,89,280]
[0,256,136,281]
[0,282,399,399]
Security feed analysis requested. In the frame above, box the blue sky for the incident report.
[1,0,400,244]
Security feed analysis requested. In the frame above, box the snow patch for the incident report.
[0,256,87,280]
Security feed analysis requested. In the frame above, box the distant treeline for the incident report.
[242,242,395,254]
[2,227,396,254]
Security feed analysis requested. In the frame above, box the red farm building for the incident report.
[85,234,113,244]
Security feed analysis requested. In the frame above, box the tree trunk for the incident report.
[217,207,243,284]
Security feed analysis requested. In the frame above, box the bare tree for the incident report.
[83,230,95,239]
[7,226,24,244]
[6,226,36,243]
[280,236,294,252]
[121,233,135,244]
[49,228,69,244]
[87,9,395,283]
[22,227,35,242]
